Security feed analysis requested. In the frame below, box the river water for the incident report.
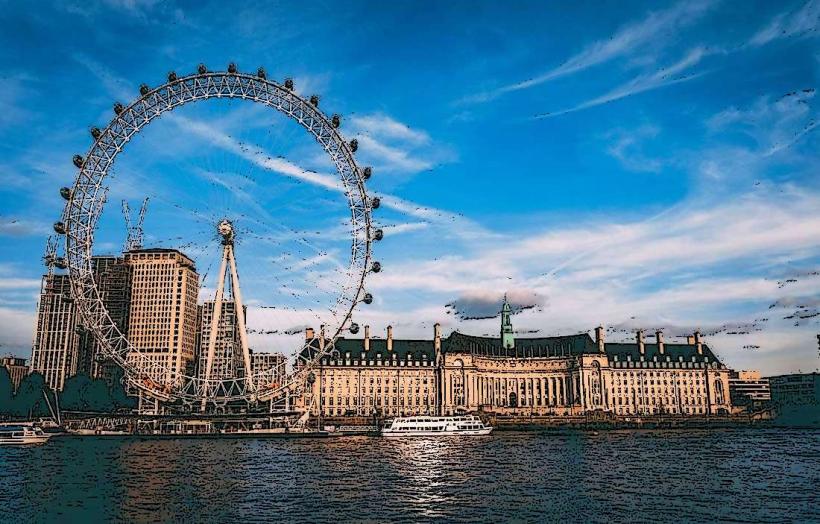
[0,428,818,523]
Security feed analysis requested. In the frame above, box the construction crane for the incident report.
[122,197,148,252]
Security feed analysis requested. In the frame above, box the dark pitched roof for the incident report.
[603,342,722,365]
[301,337,435,361]
[442,331,596,357]
[299,331,725,367]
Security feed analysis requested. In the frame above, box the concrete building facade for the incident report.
[728,370,771,408]
[251,351,287,389]
[30,274,81,391]
[125,249,199,387]
[77,256,132,384]
[768,373,820,406]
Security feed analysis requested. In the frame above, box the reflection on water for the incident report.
[1,429,819,522]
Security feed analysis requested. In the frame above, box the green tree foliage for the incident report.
[0,367,14,416]
[60,371,136,412]
[108,367,137,410]
[60,373,93,411]
[12,372,51,418]
[85,379,114,412]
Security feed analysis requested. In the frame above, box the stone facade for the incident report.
[302,300,733,418]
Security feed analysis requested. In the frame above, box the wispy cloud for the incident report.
[460,0,716,104]
[0,217,49,237]
[749,0,819,47]
[605,124,663,173]
[707,88,817,157]
[348,113,453,175]
[0,277,41,290]
[349,114,430,145]
[535,46,711,118]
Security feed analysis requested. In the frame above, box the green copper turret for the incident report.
[501,295,515,349]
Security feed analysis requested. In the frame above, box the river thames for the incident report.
[1,428,818,523]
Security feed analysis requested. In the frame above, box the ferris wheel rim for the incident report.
[61,67,375,405]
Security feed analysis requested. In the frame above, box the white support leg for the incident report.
[201,244,229,411]
[228,244,255,392]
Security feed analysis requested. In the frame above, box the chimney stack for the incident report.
[656,331,665,354]
[364,325,370,351]
[637,329,645,355]
[595,326,605,353]
[319,325,326,351]
[305,327,315,340]
[694,331,703,355]
[434,323,442,352]
[387,325,393,351]
[687,335,695,345]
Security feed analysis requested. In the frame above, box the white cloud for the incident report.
[0,307,36,357]
[707,89,817,157]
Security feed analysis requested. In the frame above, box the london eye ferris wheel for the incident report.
[51,64,382,409]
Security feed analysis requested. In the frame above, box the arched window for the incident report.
[509,391,518,408]
[714,379,724,404]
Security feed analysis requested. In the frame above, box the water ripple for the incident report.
[0,428,818,523]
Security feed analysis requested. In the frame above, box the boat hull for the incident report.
[382,428,493,437]
[0,436,51,446]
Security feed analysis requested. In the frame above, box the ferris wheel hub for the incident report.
[217,219,235,244]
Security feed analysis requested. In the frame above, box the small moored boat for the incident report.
[382,415,493,437]
[0,425,52,446]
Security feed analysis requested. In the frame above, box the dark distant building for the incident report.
[768,373,820,406]
[1,356,28,392]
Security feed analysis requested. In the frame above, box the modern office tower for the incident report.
[76,256,132,384]
[197,300,244,381]
[30,274,81,391]
[125,249,199,387]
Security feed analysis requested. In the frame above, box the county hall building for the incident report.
[301,299,733,418]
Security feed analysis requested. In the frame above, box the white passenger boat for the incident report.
[381,415,493,437]
[0,425,52,446]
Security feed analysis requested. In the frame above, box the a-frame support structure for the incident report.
[201,220,254,411]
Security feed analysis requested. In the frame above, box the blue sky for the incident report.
[0,0,818,374]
